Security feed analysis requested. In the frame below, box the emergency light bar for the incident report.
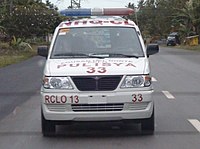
[60,8,134,16]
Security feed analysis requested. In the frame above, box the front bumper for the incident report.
[41,90,154,121]
[167,40,176,45]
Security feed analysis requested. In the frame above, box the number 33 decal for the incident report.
[87,67,107,73]
[132,94,143,102]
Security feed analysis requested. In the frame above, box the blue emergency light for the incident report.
[60,8,134,17]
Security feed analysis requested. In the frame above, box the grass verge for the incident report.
[0,44,37,68]
[175,44,200,52]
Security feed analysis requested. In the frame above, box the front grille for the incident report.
[71,76,122,91]
[71,103,124,112]
[125,102,149,111]
[46,104,67,112]
[46,102,149,112]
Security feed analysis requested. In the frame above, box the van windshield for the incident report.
[51,27,144,58]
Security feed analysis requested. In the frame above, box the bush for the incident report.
[10,36,32,51]
[0,42,10,49]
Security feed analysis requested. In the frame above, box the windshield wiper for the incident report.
[54,52,89,58]
[54,52,139,59]
[54,52,108,59]
[108,53,139,58]
[88,53,139,58]
[88,53,109,59]
[110,53,139,58]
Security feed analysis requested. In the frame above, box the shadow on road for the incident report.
[55,121,144,138]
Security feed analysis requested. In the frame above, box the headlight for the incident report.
[43,77,74,89]
[120,75,151,88]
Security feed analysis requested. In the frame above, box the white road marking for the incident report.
[162,91,175,99]
[12,106,20,116]
[152,77,157,82]
[188,119,200,132]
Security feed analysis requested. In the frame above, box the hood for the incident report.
[45,58,149,76]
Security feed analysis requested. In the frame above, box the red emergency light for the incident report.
[104,8,134,16]
[60,8,134,16]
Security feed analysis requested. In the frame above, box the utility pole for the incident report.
[9,0,13,14]
[70,0,81,8]
[135,7,139,26]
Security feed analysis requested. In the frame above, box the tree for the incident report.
[45,0,58,10]
[130,0,162,37]
[126,2,136,22]
[1,0,62,39]
[127,0,200,41]
[0,0,7,38]
[173,0,200,37]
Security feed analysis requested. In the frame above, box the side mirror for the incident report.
[147,44,159,57]
[37,46,48,58]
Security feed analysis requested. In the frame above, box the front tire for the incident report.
[41,109,56,137]
[141,108,154,135]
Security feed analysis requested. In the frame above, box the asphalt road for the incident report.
[0,47,200,149]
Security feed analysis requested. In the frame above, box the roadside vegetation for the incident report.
[0,41,38,67]
[128,0,200,45]
[0,50,36,68]
[176,44,200,52]
[0,0,64,68]
[0,0,200,68]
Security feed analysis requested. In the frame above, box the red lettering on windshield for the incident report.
[59,20,135,27]
[62,22,72,26]
[89,20,103,25]
[110,21,122,25]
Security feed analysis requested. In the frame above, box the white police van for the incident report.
[38,8,159,136]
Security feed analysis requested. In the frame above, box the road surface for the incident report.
[0,47,200,149]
